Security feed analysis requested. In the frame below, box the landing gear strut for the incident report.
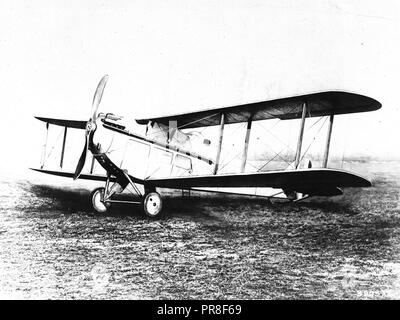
[89,173,164,218]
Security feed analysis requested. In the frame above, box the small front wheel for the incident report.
[90,187,110,214]
[142,192,163,218]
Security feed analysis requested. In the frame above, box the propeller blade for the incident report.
[91,75,109,121]
[73,134,89,180]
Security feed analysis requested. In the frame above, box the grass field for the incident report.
[0,161,399,299]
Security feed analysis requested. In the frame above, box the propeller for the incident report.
[73,75,109,180]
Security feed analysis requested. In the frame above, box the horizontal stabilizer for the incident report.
[35,117,87,129]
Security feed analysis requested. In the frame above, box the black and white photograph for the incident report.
[0,0,399,304]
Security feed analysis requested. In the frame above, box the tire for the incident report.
[90,187,110,214]
[141,191,163,218]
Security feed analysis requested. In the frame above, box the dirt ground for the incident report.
[0,161,399,299]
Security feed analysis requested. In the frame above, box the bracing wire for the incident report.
[256,148,287,172]
[218,122,247,169]
[43,129,64,165]
[218,149,245,172]
[299,116,328,165]
[255,121,296,153]
[252,115,326,172]
[253,135,293,166]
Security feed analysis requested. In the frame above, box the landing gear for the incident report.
[90,187,110,214]
[141,191,163,218]
[89,175,164,218]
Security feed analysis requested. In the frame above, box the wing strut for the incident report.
[60,126,68,168]
[213,113,225,175]
[41,122,49,169]
[294,102,307,168]
[323,114,334,167]
[240,119,252,172]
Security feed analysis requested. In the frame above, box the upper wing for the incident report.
[35,117,87,129]
[146,168,371,195]
[136,91,381,129]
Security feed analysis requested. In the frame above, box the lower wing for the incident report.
[146,168,371,196]
[30,168,116,182]
[30,168,370,197]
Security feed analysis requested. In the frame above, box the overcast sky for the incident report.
[1,0,399,171]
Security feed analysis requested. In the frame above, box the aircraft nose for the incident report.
[90,118,115,154]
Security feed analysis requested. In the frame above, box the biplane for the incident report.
[32,75,381,218]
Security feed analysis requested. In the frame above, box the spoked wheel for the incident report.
[141,191,163,218]
[90,187,110,214]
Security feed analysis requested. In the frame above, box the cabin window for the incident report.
[153,147,173,165]
[174,154,192,172]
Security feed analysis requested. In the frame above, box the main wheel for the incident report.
[90,187,110,214]
[142,191,163,218]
